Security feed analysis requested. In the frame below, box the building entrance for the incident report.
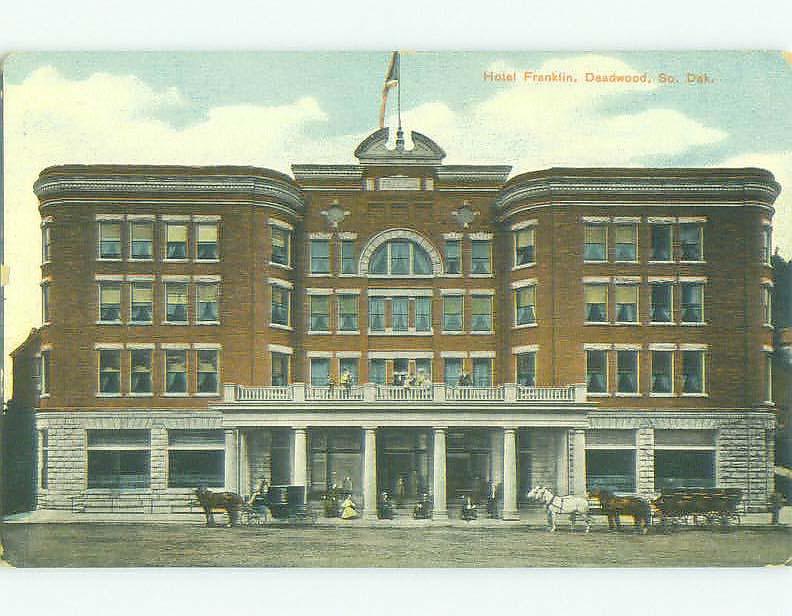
[446,429,493,505]
[376,429,430,504]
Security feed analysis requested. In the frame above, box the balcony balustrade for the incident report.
[224,382,587,404]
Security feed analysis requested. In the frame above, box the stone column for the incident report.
[239,430,250,497]
[489,429,503,504]
[363,427,378,520]
[570,429,587,496]
[502,428,519,520]
[291,427,308,486]
[636,427,655,497]
[555,429,570,495]
[432,427,448,520]
[224,428,239,493]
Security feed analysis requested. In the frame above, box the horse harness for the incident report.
[544,494,572,514]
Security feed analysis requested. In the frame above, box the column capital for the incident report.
[361,425,379,432]
[292,426,308,433]
[432,426,448,433]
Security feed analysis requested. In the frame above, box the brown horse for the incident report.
[194,487,245,527]
[592,488,651,534]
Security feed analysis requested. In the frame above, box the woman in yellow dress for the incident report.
[341,495,360,519]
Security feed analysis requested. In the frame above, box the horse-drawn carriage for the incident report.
[652,487,743,528]
[193,485,316,527]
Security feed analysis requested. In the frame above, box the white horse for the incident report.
[527,486,591,533]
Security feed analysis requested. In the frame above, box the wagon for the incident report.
[652,488,743,528]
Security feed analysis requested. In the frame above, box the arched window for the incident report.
[369,240,433,276]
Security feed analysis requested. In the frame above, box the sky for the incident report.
[3,50,792,390]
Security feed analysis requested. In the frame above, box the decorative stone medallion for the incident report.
[452,201,479,228]
[321,199,350,229]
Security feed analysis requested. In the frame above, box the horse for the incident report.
[194,486,245,527]
[527,486,591,533]
[591,488,651,534]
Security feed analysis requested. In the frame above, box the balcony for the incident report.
[222,382,587,404]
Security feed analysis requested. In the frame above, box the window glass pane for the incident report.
[681,283,703,322]
[586,350,607,392]
[654,450,715,489]
[370,245,388,274]
[341,240,356,274]
[445,240,461,274]
[197,284,219,322]
[413,244,432,275]
[651,351,673,393]
[196,224,218,260]
[444,358,462,385]
[415,359,432,383]
[271,352,289,385]
[271,286,290,326]
[516,287,536,325]
[415,297,432,332]
[99,350,121,394]
[197,350,219,393]
[616,350,638,393]
[517,352,536,386]
[682,350,704,393]
[584,225,607,261]
[166,224,188,259]
[390,241,409,274]
[130,222,153,259]
[310,295,330,331]
[99,222,122,259]
[310,240,330,274]
[166,350,187,393]
[585,285,608,322]
[369,297,385,331]
[615,285,638,322]
[166,283,188,322]
[311,358,330,386]
[471,296,492,331]
[614,225,636,261]
[100,283,121,322]
[131,283,153,323]
[515,228,535,266]
[651,224,672,261]
[680,223,702,260]
[392,297,409,331]
[338,295,358,331]
[168,451,224,488]
[471,241,491,274]
[443,295,463,331]
[650,283,672,322]
[88,451,150,489]
[586,450,636,492]
[130,349,152,394]
[339,358,359,384]
[472,359,492,386]
[369,359,386,384]
[271,227,290,266]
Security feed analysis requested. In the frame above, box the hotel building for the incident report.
[7,126,783,519]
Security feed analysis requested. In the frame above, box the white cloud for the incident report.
[3,57,743,390]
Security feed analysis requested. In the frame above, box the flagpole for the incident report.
[396,52,404,150]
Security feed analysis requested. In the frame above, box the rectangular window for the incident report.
[615,284,638,323]
[369,297,386,332]
[444,357,462,385]
[393,358,409,385]
[42,283,50,323]
[271,286,290,327]
[516,352,536,387]
[196,283,219,323]
[130,283,153,324]
[650,282,673,323]
[129,349,152,395]
[271,226,291,266]
[515,286,536,326]
[586,349,607,393]
[98,221,121,259]
[42,226,51,262]
[340,240,357,274]
[196,223,219,260]
[165,349,188,394]
[99,282,122,323]
[680,282,704,323]
[616,350,638,393]
[391,297,409,332]
[680,223,703,261]
[586,450,636,493]
[415,297,432,332]
[584,284,608,322]
[165,223,188,260]
[655,446,715,490]
[471,295,493,332]
[614,224,637,261]
[310,357,330,386]
[471,240,492,274]
[40,351,50,395]
[98,349,121,394]
[369,359,386,385]
[40,430,49,489]
[682,350,705,394]
[584,224,607,261]
[130,221,153,260]
[310,239,330,274]
[762,227,773,264]
[443,295,464,332]
[388,241,409,275]
[271,352,290,386]
[197,349,219,394]
[339,357,359,385]
[445,239,461,274]
[87,430,151,490]
[415,358,432,382]
[515,228,535,266]
[651,350,673,394]
[762,285,772,325]
[338,295,359,331]
[168,430,224,488]
[165,282,189,323]
[309,295,330,332]
[650,224,672,261]
[472,358,493,386]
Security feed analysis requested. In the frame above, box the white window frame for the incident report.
[129,220,154,262]
[97,348,122,397]
[129,347,153,397]
[97,220,123,261]
[195,222,220,262]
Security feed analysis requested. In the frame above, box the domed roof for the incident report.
[354,127,446,165]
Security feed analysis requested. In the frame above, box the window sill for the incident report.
[337,330,361,335]
[469,273,493,278]
[470,331,494,335]
[614,392,642,398]
[338,272,360,277]
[439,273,463,278]
[679,322,707,326]
[650,392,676,398]
[513,323,538,329]
[614,260,639,265]
[649,321,676,326]
[613,322,640,326]
[39,393,51,399]
[584,321,610,326]
[194,392,221,397]
[307,272,332,277]
[441,331,465,335]
[129,322,153,326]
[163,258,190,264]
[586,392,610,398]
[129,393,154,398]
[680,260,706,265]
[270,323,294,331]
[162,322,189,326]
[308,331,332,335]
[583,260,608,265]
[367,274,434,279]
[680,392,708,398]
[512,263,536,271]
[163,393,190,397]
[763,323,774,329]
[128,258,154,263]
[269,261,293,270]
[195,259,221,264]
[97,393,122,398]
[96,321,122,326]
[648,260,675,265]
[195,321,220,326]
[97,258,123,263]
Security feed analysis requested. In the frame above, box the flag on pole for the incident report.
[379,51,400,129]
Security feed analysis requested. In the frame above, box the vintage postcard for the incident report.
[0,51,790,568]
